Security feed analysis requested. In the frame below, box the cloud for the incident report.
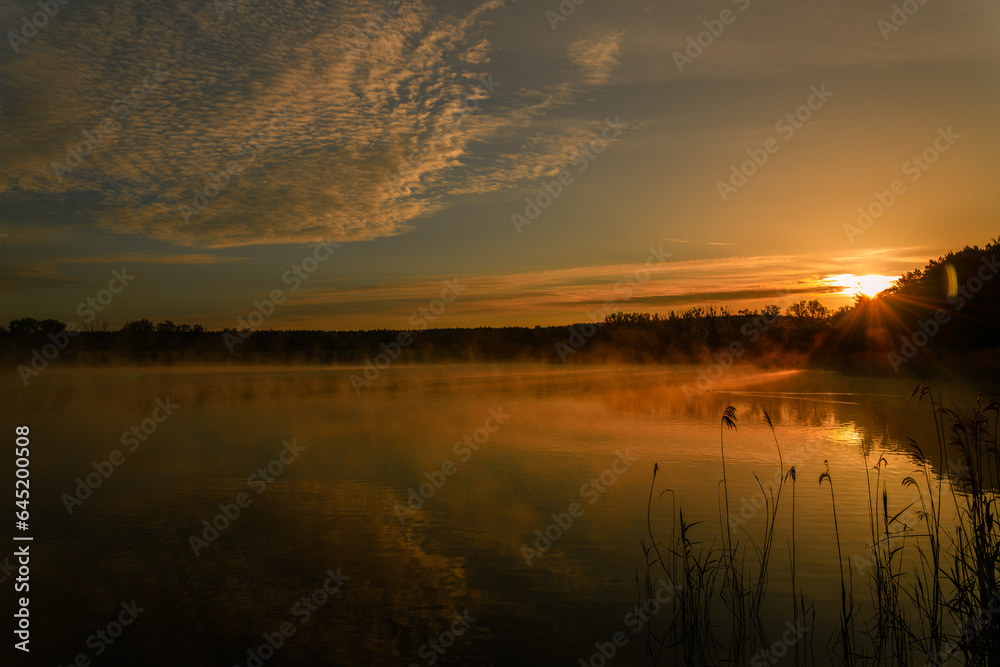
[53,253,247,264]
[223,252,869,329]
[579,285,842,309]
[568,28,625,86]
[0,265,78,292]
[0,0,629,249]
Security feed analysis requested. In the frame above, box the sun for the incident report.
[829,273,898,298]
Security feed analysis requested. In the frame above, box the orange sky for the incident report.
[1,0,998,329]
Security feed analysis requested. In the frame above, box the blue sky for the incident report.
[1,0,998,328]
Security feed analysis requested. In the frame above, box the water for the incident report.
[4,364,991,666]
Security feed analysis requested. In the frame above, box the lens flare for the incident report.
[828,274,898,298]
[945,263,958,298]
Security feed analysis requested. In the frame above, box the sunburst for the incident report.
[828,273,898,298]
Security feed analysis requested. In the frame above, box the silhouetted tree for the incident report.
[121,319,155,335]
[155,320,177,335]
[8,318,40,336]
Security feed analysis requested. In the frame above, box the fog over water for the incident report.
[6,364,994,665]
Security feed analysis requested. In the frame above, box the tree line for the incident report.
[2,238,997,375]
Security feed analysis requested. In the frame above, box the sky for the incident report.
[1,0,998,330]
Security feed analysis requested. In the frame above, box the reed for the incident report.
[637,387,1000,666]
[820,461,855,665]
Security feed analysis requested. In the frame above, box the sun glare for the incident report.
[829,273,898,298]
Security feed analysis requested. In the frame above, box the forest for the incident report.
[4,239,998,379]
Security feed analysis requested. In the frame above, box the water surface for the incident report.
[6,364,988,666]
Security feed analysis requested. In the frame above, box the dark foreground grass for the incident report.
[637,386,1000,666]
